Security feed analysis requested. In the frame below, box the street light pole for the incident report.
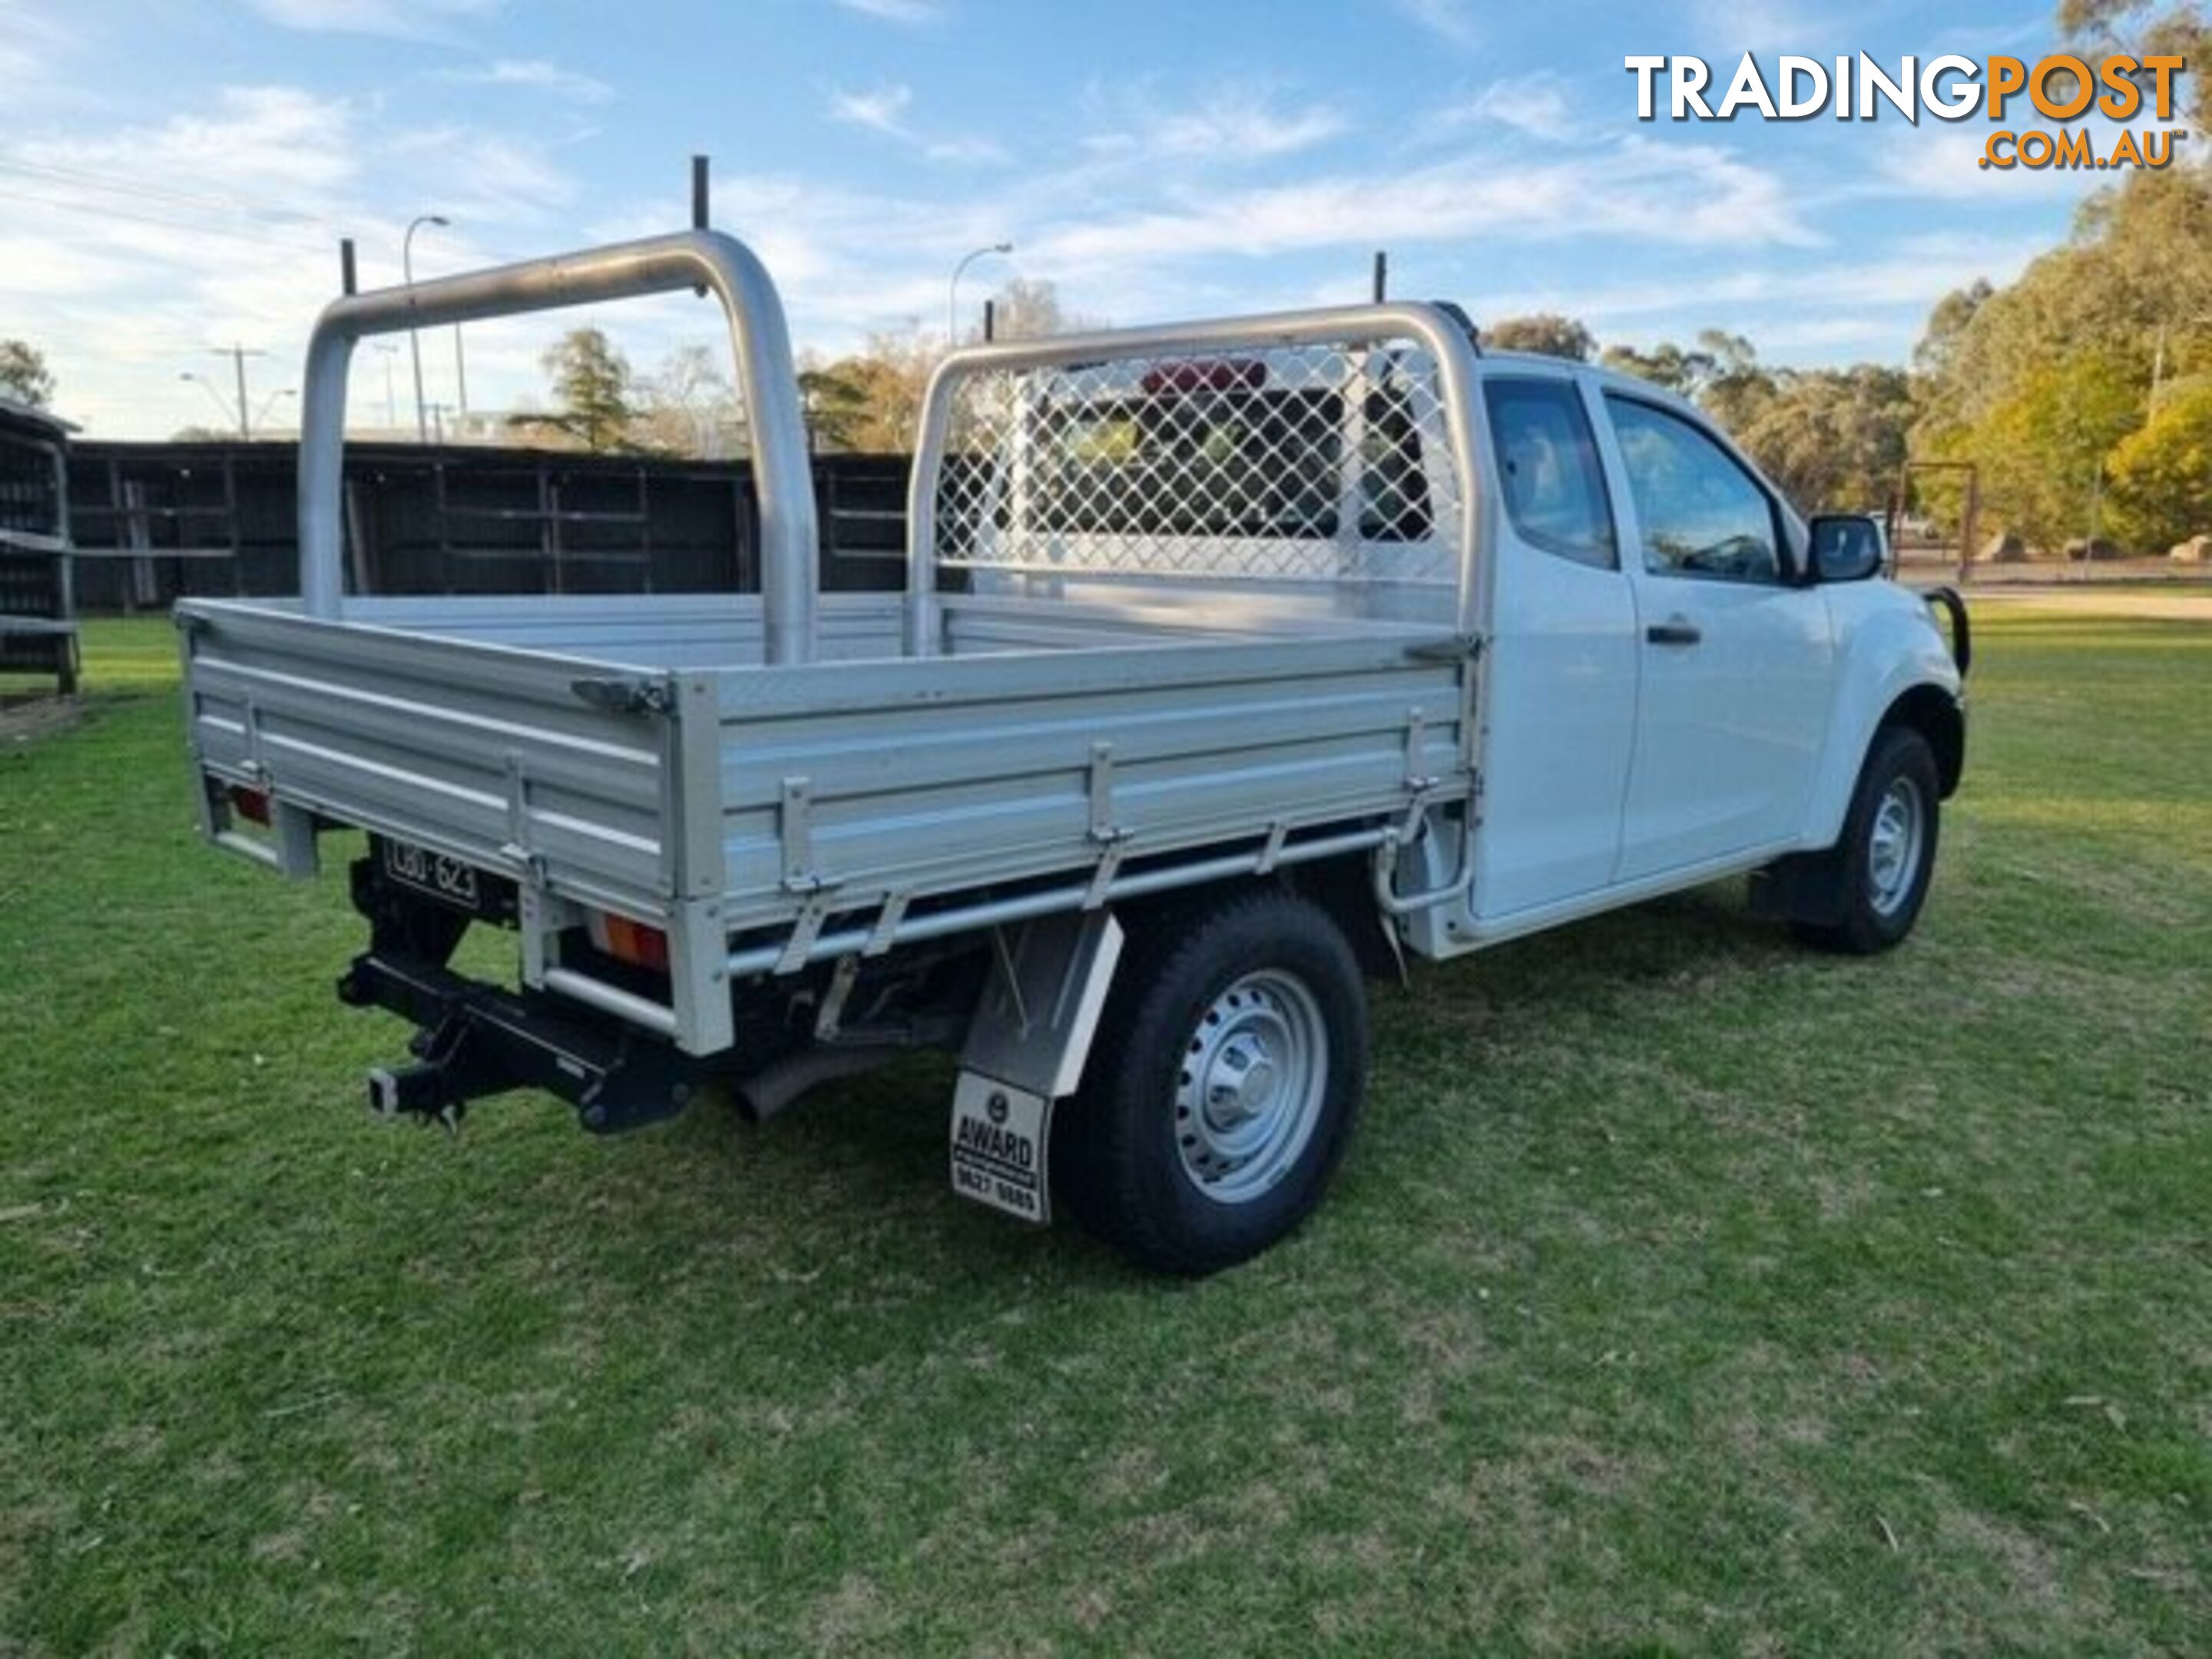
[179,372,239,435]
[254,387,297,431]
[230,345,250,440]
[402,213,449,443]
[372,342,400,429]
[194,345,267,439]
[948,241,1013,346]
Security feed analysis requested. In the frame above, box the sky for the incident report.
[0,0,2171,438]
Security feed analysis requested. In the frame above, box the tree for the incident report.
[1598,329,1907,514]
[636,343,744,459]
[2108,379,2212,549]
[969,276,1098,344]
[1914,279,1993,379]
[1598,330,1775,427]
[1485,313,1594,361]
[798,328,940,452]
[1732,365,1914,513]
[1600,339,1717,398]
[511,326,640,452]
[2059,0,2211,133]
[796,358,873,452]
[1689,329,1774,432]
[1906,137,2212,547]
[0,339,54,408]
[1977,352,2144,550]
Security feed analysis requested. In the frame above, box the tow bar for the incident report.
[339,949,700,1134]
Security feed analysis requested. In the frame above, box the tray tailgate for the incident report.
[181,603,672,915]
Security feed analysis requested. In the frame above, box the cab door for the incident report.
[1472,373,1639,919]
[1596,393,1837,880]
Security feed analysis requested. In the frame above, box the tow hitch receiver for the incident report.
[339,949,699,1134]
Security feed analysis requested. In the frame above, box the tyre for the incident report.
[1793,725,1942,955]
[1054,888,1369,1276]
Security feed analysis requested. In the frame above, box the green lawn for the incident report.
[3,611,2207,1655]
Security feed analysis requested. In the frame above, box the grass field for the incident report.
[3,611,2207,1655]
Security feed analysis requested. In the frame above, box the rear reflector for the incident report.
[587,910,671,974]
[229,784,271,826]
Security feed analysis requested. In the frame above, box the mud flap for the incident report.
[1747,849,1848,927]
[945,909,1121,1225]
[949,1073,1052,1223]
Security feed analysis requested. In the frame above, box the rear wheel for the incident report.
[1055,889,1369,1275]
[1793,725,1941,955]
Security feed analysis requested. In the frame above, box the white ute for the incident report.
[179,220,1968,1274]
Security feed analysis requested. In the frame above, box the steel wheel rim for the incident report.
[1173,969,1328,1204]
[1866,775,1926,917]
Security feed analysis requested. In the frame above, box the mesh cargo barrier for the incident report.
[930,336,1466,594]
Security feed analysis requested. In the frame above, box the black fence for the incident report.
[67,440,910,610]
[1,402,78,693]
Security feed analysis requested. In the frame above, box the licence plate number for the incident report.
[379,838,485,911]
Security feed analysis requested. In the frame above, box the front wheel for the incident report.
[1793,725,1942,955]
[1054,889,1369,1276]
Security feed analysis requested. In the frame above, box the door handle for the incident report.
[1645,618,1702,647]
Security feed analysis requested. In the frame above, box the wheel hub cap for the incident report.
[1866,776,1925,917]
[1174,969,1328,1204]
[1204,1038,1276,1128]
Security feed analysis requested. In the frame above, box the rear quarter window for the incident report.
[1482,377,1616,570]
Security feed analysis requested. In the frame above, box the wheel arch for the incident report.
[1114,853,1400,983]
[1881,682,1965,801]
[1803,661,1963,851]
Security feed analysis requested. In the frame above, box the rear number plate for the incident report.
[379,837,488,913]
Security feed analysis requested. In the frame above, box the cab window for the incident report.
[1482,377,1615,570]
[1604,396,1782,584]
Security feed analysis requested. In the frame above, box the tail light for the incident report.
[228,784,271,826]
[586,909,670,974]
[1141,359,1266,395]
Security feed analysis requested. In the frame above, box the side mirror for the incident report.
[1806,514,1886,584]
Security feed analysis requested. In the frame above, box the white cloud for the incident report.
[0,6,2101,440]
[1750,313,1896,351]
[826,82,1005,164]
[1863,116,2165,203]
[1472,231,2053,364]
[832,0,942,20]
[1088,83,1351,162]
[1449,76,1578,141]
[385,126,579,224]
[828,82,912,136]
[0,0,72,95]
[2,89,363,435]
[1023,134,1818,280]
[22,86,357,216]
[439,58,614,104]
[0,80,592,437]
[1393,0,1479,47]
[247,0,499,40]
[13,78,1823,436]
[1690,0,1826,58]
